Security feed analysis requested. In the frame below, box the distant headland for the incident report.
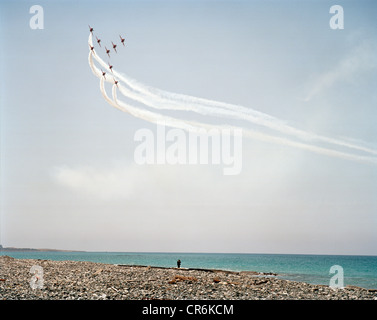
[0,245,84,252]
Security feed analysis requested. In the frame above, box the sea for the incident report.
[1,251,376,290]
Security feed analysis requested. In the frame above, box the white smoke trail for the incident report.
[119,73,377,156]
[108,73,377,165]
[89,34,377,156]
[112,79,377,165]
[112,84,206,131]
[90,48,201,131]
[89,50,125,113]
[92,49,377,155]
[88,34,377,165]
[89,34,286,121]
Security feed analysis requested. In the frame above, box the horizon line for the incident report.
[1,246,376,257]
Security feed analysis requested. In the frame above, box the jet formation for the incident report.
[89,25,126,86]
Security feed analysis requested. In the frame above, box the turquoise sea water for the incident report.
[1,251,376,289]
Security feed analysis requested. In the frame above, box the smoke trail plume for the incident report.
[88,33,377,165]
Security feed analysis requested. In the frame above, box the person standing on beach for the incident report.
[177,259,181,268]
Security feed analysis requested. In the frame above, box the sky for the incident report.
[1,0,376,255]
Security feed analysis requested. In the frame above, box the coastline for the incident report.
[114,263,276,275]
[1,255,376,300]
[0,247,84,252]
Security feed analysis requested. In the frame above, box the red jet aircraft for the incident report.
[119,35,125,46]
[112,41,117,53]
[105,47,111,58]
[96,36,101,47]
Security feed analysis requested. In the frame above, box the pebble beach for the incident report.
[1,255,376,300]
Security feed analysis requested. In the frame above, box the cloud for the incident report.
[304,40,377,102]
[51,164,142,200]
[51,162,223,202]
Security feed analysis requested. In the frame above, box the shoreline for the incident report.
[114,264,277,275]
[1,256,376,300]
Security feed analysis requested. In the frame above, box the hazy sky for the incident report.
[1,0,376,255]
